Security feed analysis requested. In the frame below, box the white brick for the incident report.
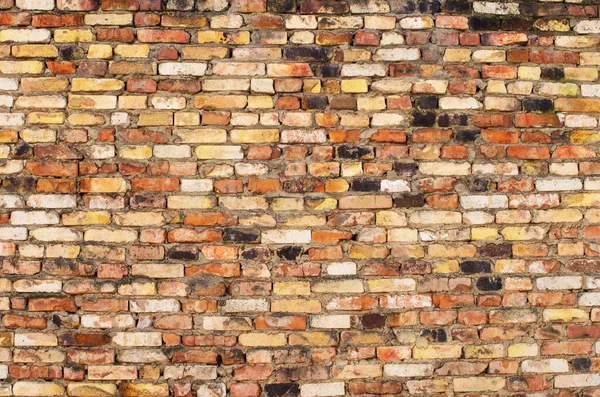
[311,315,352,329]
[579,292,600,306]
[522,359,569,373]
[380,180,410,193]
[0,227,27,240]
[383,363,434,377]
[373,48,420,61]
[535,178,582,192]
[181,179,213,192]
[300,382,345,397]
[439,97,483,110]
[16,0,54,9]
[262,230,311,244]
[473,1,519,14]
[536,276,582,290]
[223,299,269,313]
[460,195,508,210]
[326,262,357,276]
[158,62,207,76]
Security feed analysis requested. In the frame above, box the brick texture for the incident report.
[0,0,600,395]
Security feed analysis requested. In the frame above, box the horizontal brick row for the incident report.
[1,0,600,396]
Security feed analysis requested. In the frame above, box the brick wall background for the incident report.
[0,0,600,395]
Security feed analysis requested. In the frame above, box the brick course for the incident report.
[0,0,600,395]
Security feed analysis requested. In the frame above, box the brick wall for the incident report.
[0,0,600,395]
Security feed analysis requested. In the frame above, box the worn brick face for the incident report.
[0,0,600,395]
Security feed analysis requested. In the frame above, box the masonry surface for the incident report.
[1,0,600,396]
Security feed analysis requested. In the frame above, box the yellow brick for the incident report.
[273,282,311,296]
[341,79,369,93]
[518,66,541,80]
[80,178,127,193]
[357,97,386,111]
[230,129,279,144]
[27,112,65,125]
[12,45,58,58]
[67,113,105,126]
[543,308,588,322]
[72,78,124,92]
[87,44,113,59]
[239,333,287,347]
[432,260,459,273]
[507,343,538,357]
[119,145,153,159]
[114,44,150,58]
[0,61,43,74]
[563,193,600,207]
[138,112,173,126]
[62,211,111,226]
[54,29,95,42]
[0,130,18,143]
[308,198,337,211]
[118,95,147,110]
[271,299,321,313]
[197,31,250,45]
[66,383,117,397]
[46,244,81,258]
[272,197,304,211]
[247,95,273,109]
[564,67,598,81]
[21,77,69,92]
[444,48,471,62]
[471,227,498,240]
[571,130,600,144]
[304,79,321,93]
[533,209,582,223]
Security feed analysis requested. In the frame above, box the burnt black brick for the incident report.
[265,383,300,397]
[416,96,438,110]
[168,247,198,260]
[478,243,512,257]
[455,129,480,142]
[523,98,554,113]
[468,17,501,31]
[284,47,328,61]
[460,260,492,274]
[337,145,373,159]
[443,0,470,13]
[394,194,425,208]
[541,67,564,80]
[267,0,297,12]
[421,328,447,342]
[477,276,503,291]
[411,111,436,127]
[352,178,381,192]
[302,95,327,110]
[393,162,418,176]
[276,246,303,260]
[573,358,591,372]
[222,228,261,243]
[361,313,386,329]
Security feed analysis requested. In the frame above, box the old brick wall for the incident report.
[0,0,600,395]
